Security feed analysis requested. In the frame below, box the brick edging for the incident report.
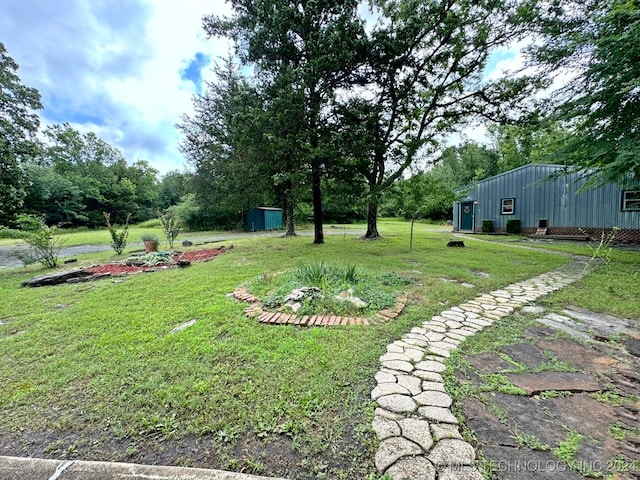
[232,287,407,327]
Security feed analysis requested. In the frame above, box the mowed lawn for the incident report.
[2,221,635,479]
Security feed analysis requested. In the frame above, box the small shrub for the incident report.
[104,212,131,255]
[19,217,63,268]
[159,210,181,248]
[481,219,494,233]
[506,219,521,234]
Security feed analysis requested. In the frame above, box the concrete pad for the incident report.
[0,456,288,480]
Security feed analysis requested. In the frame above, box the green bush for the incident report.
[104,212,131,255]
[506,219,522,234]
[0,227,24,239]
[18,216,64,268]
[481,219,494,233]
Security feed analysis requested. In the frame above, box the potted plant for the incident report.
[141,233,159,252]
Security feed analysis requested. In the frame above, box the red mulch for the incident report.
[89,248,225,275]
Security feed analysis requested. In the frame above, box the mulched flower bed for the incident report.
[90,248,226,275]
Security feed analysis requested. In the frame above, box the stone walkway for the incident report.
[371,257,590,479]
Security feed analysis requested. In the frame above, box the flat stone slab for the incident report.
[546,393,616,442]
[467,353,513,373]
[460,398,517,447]
[482,446,584,480]
[21,268,94,287]
[523,326,557,341]
[506,372,603,395]
[537,339,619,373]
[625,338,640,357]
[490,393,573,448]
[500,343,549,369]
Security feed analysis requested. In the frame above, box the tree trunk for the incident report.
[410,217,415,252]
[284,181,296,236]
[312,163,324,244]
[364,198,380,239]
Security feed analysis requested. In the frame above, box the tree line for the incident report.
[2,0,637,237]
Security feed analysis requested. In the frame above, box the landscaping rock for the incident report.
[537,339,619,373]
[377,394,417,413]
[398,418,434,451]
[482,446,584,480]
[624,338,640,357]
[169,319,197,334]
[500,343,549,369]
[466,353,513,373]
[427,438,475,467]
[21,269,94,287]
[460,398,517,447]
[506,372,603,395]
[181,240,193,246]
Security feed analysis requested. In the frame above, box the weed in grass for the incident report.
[515,433,551,451]
[553,431,582,465]
[540,390,573,399]
[479,374,526,395]
[590,390,635,407]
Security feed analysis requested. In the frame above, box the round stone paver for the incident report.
[375,437,423,472]
[371,258,589,478]
[377,394,417,413]
[385,456,436,480]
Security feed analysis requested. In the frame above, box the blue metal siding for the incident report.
[454,164,640,230]
[263,209,283,230]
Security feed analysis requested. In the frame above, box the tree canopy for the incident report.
[0,42,42,226]
[530,0,640,184]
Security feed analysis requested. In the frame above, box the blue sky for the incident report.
[0,0,231,175]
[0,0,523,175]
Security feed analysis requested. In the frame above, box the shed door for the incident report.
[460,202,475,231]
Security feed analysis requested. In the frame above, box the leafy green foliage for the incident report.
[158,211,181,248]
[506,219,521,234]
[104,212,130,255]
[18,215,63,268]
[481,220,494,233]
[530,0,640,184]
[0,42,42,227]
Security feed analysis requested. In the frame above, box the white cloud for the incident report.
[0,0,232,175]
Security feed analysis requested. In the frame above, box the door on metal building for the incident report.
[460,201,475,231]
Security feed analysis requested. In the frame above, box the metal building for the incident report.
[452,164,640,243]
[245,207,283,231]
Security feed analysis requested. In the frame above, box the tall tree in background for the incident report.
[204,0,367,244]
[341,0,541,239]
[178,61,277,230]
[530,0,640,184]
[0,42,42,227]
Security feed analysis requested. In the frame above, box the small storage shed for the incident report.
[453,164,640,243]
[245,207,283,231]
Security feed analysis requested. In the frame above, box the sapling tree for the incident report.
[104,211,131,255]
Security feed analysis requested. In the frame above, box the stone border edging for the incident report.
[233,287,408,327]
[371,259,590,479]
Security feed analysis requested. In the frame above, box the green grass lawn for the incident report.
[0,221,636,479]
